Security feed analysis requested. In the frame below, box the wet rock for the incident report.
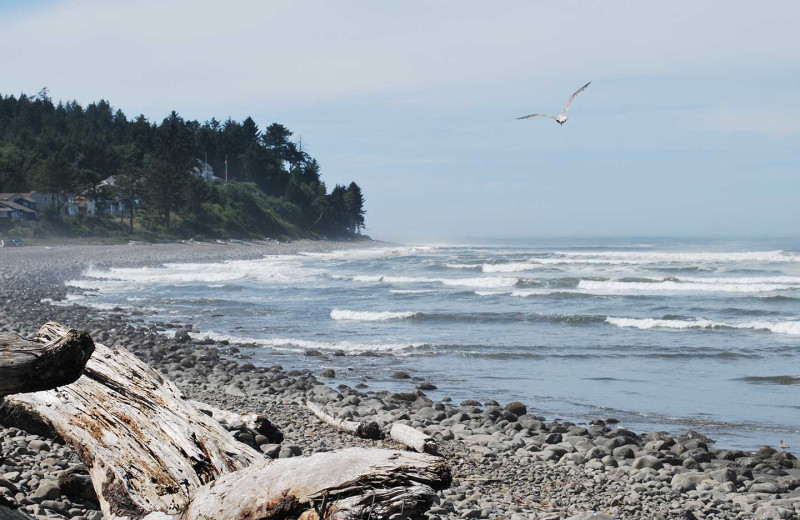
[504,402,527,416]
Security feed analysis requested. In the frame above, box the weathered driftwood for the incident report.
[189,399,283,443]
[390,423,438,454]
[3,323,450,520]
[2,322,261,520]
[178,448,450,520]
[307,400,383,440]
[0,326,94,397]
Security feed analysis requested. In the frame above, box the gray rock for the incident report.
[260,444,281,458]
[26,440,50,452]
[671,474,697,492]
[278,445,303,458]
[32,480,61,501]
[40,499,70,513]
[749,481,779,494]
[710,467,737,484]
[631,455,663,470]
[320,369,336,378]
[223,384,245,397]
[566,513,615,520]
[754,504,784,519]
[612,446,635,459]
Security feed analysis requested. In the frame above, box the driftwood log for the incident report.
[0,326,94,397]
[390,423,439,454]
[307,400,383,440]
[1,323,450,520]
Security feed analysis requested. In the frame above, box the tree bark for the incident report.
[2,323,449,520]
[307,400,383,440]
[0,325,94,397]
[177,448,450,520]
[390,424,438,454]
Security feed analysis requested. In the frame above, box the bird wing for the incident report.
[516,113,557,120]
[562,81,591,114]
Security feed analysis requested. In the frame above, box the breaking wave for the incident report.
[606,317,800,335]
[330,309,420,321]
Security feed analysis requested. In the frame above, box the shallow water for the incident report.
[64,238,800,450]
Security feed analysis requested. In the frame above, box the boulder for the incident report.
[632,455,664,471]
[504,401,527,416]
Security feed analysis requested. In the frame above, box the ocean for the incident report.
[63,238,800,450]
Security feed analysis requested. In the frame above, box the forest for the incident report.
[0,90,366,240]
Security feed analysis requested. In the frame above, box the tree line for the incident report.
[0,90,366,238]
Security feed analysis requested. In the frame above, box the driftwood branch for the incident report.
[307,400,383,440]
[178,447,450,520]
[0,325,94,397]
[2,323,260,519]
[390,423,438,454]
[1,324,449,520]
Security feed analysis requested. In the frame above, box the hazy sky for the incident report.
[2,1,799,241]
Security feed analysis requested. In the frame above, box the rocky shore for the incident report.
[1,241,798,520]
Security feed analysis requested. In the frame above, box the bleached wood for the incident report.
[390,423,438,454]
[307,400,383,440]
[179,447,450,520]
[3,323,261,520]
[2,323,450,520]
[188,400,259,427]
[0,327,94,397]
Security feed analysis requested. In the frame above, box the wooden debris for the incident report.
[307,400,383,440]
[0,324,94,397]
[390,423,438,454]
[1,323,450,520]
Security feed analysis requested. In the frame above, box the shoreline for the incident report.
[1,240,799,520]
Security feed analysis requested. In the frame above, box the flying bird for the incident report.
[517,81,592,126]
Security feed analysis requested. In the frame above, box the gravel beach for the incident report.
[1,241,798,520]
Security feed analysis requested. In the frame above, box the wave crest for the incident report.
[330,309,419,321]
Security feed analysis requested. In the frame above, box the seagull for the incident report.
[517,81,592,126]
[779,439,790,450]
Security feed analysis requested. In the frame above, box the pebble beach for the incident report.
[1,241,799,520]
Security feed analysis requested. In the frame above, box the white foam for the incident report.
[546,250,799,265]
[578,280,791,294]
[445,263,481,269]
[346,274,519,288]
[186,331,427,352]
[390,289,437,294]
[482,262,539,273]
[607,317,800,335]
[330,309,419,321]
[301,246,433,261]
[474,290,512,296]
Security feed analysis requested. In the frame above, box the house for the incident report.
[0,193,39,220]
[191,160,224,183]
[63,195,96,217]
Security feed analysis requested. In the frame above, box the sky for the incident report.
[1,0,799,242]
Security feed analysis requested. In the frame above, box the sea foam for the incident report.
[330,309,419,321]
[607,317,800,335]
